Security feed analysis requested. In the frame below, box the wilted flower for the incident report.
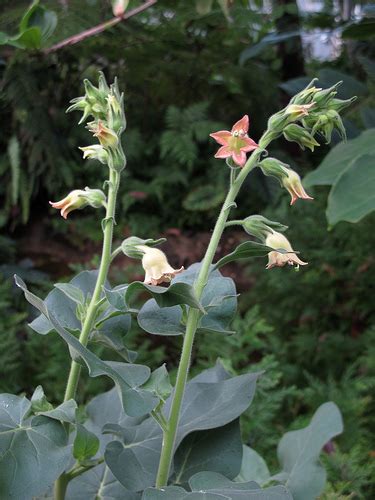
[88,120,119,149]
[79,144,109,164]
[281,167,314,206]
[136,245,184,285]
[210,115,258,167]
[265,231,307,269]
[49,188,106,219]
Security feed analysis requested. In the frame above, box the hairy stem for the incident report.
[155,141,268,487]
[54,169,120,499]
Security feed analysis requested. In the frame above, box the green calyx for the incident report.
[121,236,167,259]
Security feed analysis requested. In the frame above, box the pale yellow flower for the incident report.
[136,245,184,285]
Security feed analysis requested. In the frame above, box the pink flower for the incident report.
[210,115,258,167]
[281,168,314,206]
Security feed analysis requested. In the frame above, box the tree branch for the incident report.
[44,0,157,54]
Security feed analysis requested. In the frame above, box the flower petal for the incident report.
[240,137,259,152]
[214,146,232,159]
[232,150,247,167]
[232,115,249,134]
[210,131,232,146]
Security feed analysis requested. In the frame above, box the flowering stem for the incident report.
[54,169,120,500]
[155,141,268,488]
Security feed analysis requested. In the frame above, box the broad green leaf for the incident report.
[188,472,292,499]
[30,270,100,335]
[73,424,100,462]
[15,276,158,417]
[214,241,275,269]
[30,271,132,357]
[143,473,292,498]
[137,264,237,337]
[92,306,135,362]
[138,300,185,336]
[67,389,138,499]
[127,281,205,312]
[67,463,139,499]
[327,154,375,225]
[274,402,343,500]
[0,394,71,499]
[173,419,243,484]
[54,283,85,305]
[304,129,375,187]
[105,367,261,491]
[235,445,270,485]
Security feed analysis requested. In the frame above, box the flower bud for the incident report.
[259,157,289,181]
[49,187,106,219]
[121,236,167,259]
[283,124,320,151]
[267,103,315,134]
[112,0,129,17]
[136,245,184,286]
[265,231,307,269]
[242,215,288,241]
[313,82,341,107]
[88,120,119,149]
[328,96,357,113]
[107,79,126,134]
[280,167,314,205]
[79,144,109,164]
[107,144,126,172]
[290,79,322,105]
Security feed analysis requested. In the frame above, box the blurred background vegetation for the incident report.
[0,0,374,497]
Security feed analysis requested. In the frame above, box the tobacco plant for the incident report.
[1,73,354,499]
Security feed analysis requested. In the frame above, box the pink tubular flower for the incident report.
[281,168,314,206]
[49,190,88,219]
[210,115,258,167]
[136,245,184,286]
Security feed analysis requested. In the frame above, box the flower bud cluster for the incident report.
[266,78,356,147]
[68,72,127,172]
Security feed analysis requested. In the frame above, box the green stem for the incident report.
[54,169,120,500]
[155,143,268,488]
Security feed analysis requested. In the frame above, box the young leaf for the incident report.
[142,365,173,401]
[30,385,53,413]
[73,424,100,462]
